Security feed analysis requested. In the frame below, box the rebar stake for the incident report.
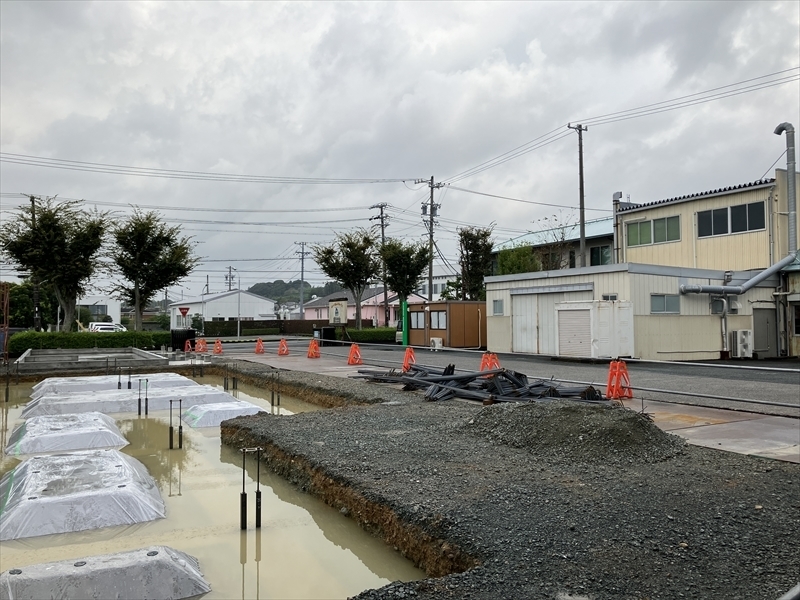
[240,449,247,530]
[233,376,238,390]
[128,367,132,389]
[144,379,149,416]
[169,399,174,450]
[255,447,262,528]
[137,379,142,416]
[178,398,183,449]
[117,368,121,390]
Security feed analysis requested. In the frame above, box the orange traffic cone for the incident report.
[195,338,208,353]
[402,346,416,372]
[307,339,321,358]
[184,339,193,352]
[347,343,363,365]
[278,338,290,356]
[213,339,223,355]
[254,338,265,354]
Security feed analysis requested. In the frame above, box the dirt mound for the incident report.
[464,401,684,464]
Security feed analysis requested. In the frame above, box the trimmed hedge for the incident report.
[151,332,172,348]
[242,328,281,336]
[340,327,396,344]
[8,331,157,354]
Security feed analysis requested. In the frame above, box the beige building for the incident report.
[486,169,800,361]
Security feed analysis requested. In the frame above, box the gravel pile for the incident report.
[220,362,800,600]
[464,401,685,465]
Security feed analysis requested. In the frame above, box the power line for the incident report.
[0,153,420,185]
[447,185,611,212]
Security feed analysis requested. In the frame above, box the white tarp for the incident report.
[0,545,211,600]
[0,449,165,541]
[32,372,198,400]
[4,413,129,456]
[182,400,265,428]
[22,385,235,418]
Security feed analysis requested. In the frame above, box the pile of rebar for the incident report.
[355,364,611,405]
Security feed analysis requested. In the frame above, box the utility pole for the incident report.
[370,203,390,325]
[226,266,235,291]
[415,177,443,301]
[29,196,41,331]
[567,124,588,268]
[295,242,310,320]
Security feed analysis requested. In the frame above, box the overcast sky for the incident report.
[1,1,798,298]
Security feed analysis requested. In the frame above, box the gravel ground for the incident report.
[220,362,800,600]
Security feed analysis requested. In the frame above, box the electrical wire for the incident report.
[0,153,420,185]
[759,149,788,181]
[447,185,611,212]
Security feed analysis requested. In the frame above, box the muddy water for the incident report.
[0,375,425,599]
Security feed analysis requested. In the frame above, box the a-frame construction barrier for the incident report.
[307,339,321,358]
[402,347,416,372]
[254,338,265,354]
[347,343,363,366]
[213,339,223,355]
[278,339,290,356]
[479,352,501,372]
[195,338,208,353]
[606,359,633,400]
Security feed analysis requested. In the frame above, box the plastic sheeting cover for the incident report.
[0,449,165,541]
[182,400,265,428]
[4,413,129,456]
[22,385,235,418]
[0,545,211,600]
[32,372,198,400]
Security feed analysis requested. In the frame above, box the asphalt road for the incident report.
[214,337,800,417]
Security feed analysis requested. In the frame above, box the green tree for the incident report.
[380,239,431,305]
[0,196,106,330]
[497,243,541,275]
[111,210,199,331]
[0,280,58,329]
[439,276,463,301]
[312,229,380,329]
[458,225,495,301]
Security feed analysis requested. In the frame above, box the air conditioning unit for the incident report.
[430,337,443,351]
[730,330,753,358]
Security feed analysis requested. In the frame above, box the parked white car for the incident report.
[88,322,127,332]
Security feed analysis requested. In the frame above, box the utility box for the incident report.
[730,329,753,358]
[170,329,197,352]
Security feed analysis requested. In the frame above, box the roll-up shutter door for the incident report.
[558,309,591,357]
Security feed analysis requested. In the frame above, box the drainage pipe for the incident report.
[774,122,796,254]
[679,251,798,296]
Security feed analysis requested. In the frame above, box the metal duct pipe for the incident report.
[680,251,798,295]
[774,122,797,253]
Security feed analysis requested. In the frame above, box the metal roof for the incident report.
[617,178,776,214]
[495,217,613,252]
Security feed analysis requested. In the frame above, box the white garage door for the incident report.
[512,294,538,353]
[557,309,591,357]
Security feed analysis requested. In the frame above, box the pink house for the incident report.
[302,287,426,326]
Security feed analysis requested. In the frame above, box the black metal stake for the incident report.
[169,399,174,449]
[118,368,121,390]
[255,447,262,528]
[144,379,149,416]
[233,376,238,390]
[105,357,109,375]
[270,389,274,408]
[240,530,247,600]
[138,379,142,416]
[178,398,183,449]
[277,389,281,407]
[240,449,247,530]
[5,369,10,403]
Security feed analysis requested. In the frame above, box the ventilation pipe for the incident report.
[774,122,796,253]
[679,252,798,296]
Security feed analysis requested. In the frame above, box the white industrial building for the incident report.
[168,291,276,329]
[76,295,122,324]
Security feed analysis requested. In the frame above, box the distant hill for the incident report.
[247,280,342,305]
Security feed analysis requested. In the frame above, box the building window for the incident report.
[410,312,425,329]
[492,299,504,315]
[653,216,680,243]
[628,217,679,247]
[793,305,800,335]
[602,293,618,301]
[651,294,680,314]
[430,311,447,329]
[698,202,765,238]
[590,245,611,266]
[711,296,738,315]
[627,221,651,246]
[569,250,576,268]
[212,317,224,321]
